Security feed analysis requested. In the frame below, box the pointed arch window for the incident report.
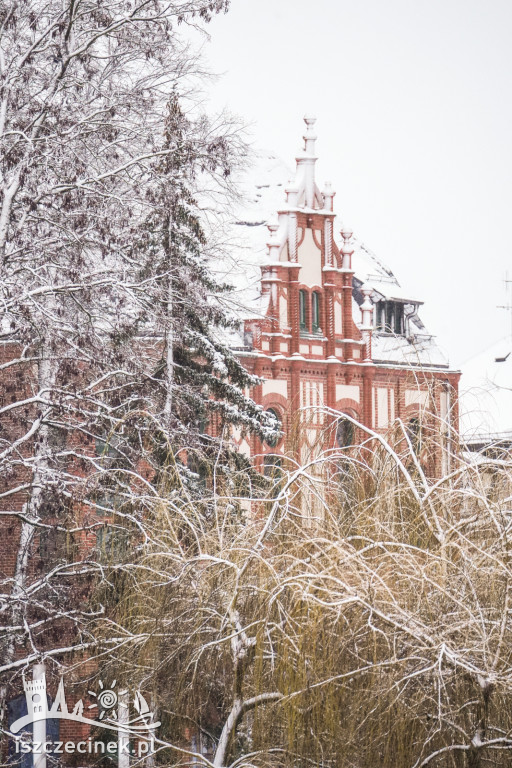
[299,290,307,332]
[336,416,355,448]
[312,291,321,333]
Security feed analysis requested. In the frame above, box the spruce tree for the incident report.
[126,93,279,480]
[0,0,274,724]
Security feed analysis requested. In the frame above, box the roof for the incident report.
[221,121,451,370]
[370,334,449,369]
[222,151,294,320]
[350,241,423,304]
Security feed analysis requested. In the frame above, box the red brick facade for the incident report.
[232,118,460,474]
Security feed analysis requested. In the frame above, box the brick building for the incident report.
[230,117,460,474]
[0,117,461,768]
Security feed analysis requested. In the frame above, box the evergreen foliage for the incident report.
[0,0,274,736]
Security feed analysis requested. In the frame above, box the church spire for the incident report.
[295,115,319,209]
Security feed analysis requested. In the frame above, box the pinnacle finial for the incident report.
[285,179,299,206]
[266,217,280,258]
[303,115,317,156]
[340,225,354,268]
[322,181,335,211]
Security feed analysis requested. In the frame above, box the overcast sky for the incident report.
[198,0,512,369]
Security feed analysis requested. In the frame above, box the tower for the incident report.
[23,667,48,719]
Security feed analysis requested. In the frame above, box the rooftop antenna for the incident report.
[496,272,512,361]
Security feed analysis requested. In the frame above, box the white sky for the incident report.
[198,0,512,369]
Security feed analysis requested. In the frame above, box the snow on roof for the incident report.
[460,336,512,444]
[350,241,423,304]
[218,152,294,321]
[218,127,449,369]
[228,153,423,307]
[236,153,294,228]
[371,333,449,368]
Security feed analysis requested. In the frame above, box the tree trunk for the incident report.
[0,340,56,731]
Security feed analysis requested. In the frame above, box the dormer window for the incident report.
[299,290,307,332]
[375,301,405,335]
[312,291,321,333]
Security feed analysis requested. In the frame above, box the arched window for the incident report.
[265,408,282,448]
[336,416,355,448]
[263,454,283,478]
[95,524,129,562]
[299,290,307,332]
[312,291,321,333]
[406,416,421,455]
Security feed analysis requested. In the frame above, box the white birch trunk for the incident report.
[0,339,56,726]
[163,267,173,430]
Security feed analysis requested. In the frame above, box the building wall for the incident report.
[235,166,460,473]
[235,351,459,474]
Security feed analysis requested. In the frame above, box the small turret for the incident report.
[340,226,354,269]
[266,218,280,262]
[285,180,299,208]
[322,181,335,212]
[360,283,374,361]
